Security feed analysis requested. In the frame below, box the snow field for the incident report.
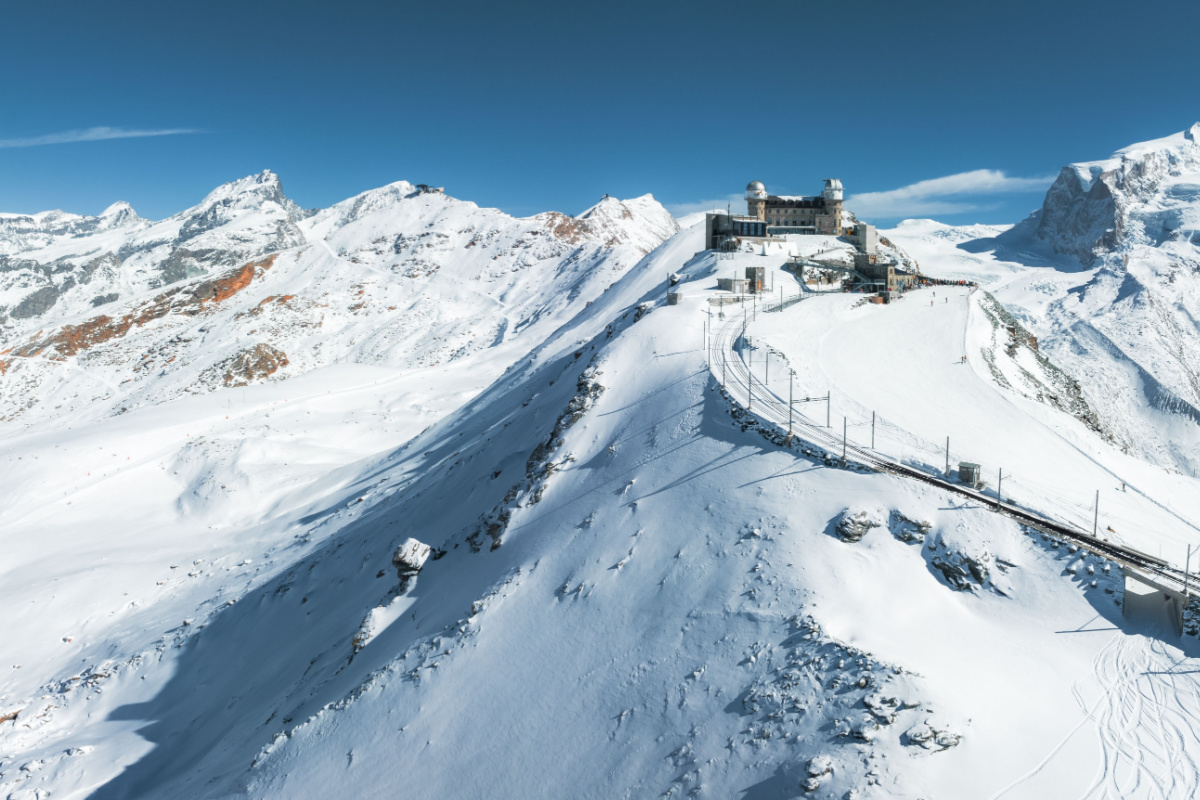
[747,286,1200,565]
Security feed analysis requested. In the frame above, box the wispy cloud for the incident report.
[0,126,199,149]
[848,169,1055,219]
[666,193,744,220]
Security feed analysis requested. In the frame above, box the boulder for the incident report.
[834,509,883,543]
[393,538,432,580]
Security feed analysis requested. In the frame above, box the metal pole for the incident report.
[1186,545,1192,597]
[1185,545,1192,595]
[826,392,830,428]
[1093,490,1099,538]
[998,468,1003,506]
[842,417,847,466]
[748,367,753,413]
[765,348,769,384]
[871,411,875,449]
[945,437,950,477]
[788,372,793,434]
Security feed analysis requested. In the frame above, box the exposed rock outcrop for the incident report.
[833,508,883,543]
[204,343,289,387]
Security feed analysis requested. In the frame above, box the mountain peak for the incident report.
[1015,123,1200,264]
[195,169,289,211]
[100,200,138,219]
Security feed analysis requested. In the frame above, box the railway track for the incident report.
[708,297,1193,593]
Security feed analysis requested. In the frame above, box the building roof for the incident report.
[765,195,826,207]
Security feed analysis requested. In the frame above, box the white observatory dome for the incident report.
[746,180,767,199]
[822,178,844,202]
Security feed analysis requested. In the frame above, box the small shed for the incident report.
[958,462,982,488]
[717,278,749,294]
[745,266,767,293]
[667,291,683,306]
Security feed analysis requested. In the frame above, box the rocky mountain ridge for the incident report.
[1028,122,1200,265]
[992,124,1200,475]
[0,173,679,425]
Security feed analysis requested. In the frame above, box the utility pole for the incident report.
[748,367,753,413]
[842,416,847,466]
[871,411,876,449]
[826,392,830,428]
[998,468,1003,507]
[945,437,950,478]
[1093,490,1100,539]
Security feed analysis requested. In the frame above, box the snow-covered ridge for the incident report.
[1028,122,1200,263]
[0,173,679,426]
[943,123,1200,476]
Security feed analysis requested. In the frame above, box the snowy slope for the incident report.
[942,123,1200,476]
[0,211,1195,800]
[3,147,1200,800]
[0,176,683,795]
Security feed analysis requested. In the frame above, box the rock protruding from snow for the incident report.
[888,511,931,544]
[393,538,432,581]
[926,534,993,593]
[904,721,962,751]
[833,508,884,543]
[201,343,289,388]
[802,755,833,792]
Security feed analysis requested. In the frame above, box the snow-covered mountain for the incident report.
[0,173,678,426]
[1028,123,1200,265]
[3,149,1200,800]
[888,125,1200,477]
[998,125,1200,475]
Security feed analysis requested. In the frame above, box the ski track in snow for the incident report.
[1075,634,1200,799]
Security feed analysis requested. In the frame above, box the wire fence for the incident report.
[709,290,1155,551]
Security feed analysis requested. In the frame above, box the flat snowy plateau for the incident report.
[2,126,1200,800]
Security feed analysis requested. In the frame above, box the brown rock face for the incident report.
[210,343,289,387]
[3,255,278,360]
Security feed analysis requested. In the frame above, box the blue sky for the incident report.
[2,0,1199,225]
